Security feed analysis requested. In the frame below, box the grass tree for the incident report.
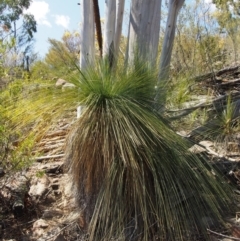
[63,62,233,241]
[93,0,103,57]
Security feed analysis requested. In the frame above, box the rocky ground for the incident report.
[3,123,240,241]
[0,115,82,241]
[2,66,240,240]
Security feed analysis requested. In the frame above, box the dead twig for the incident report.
[207,228,240,240]
[193,65,240,82]
[44,221,76,241]
[35,154,64,162]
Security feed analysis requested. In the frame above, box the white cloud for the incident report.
[204,0,217,12]
[24,0,51,27]
[54,15,70,28]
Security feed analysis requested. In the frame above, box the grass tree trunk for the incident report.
[103,0,116,66]
[93,0,103,57]
[158,0,185,81]
[114,0,125,65]
[80,0,95,69]
[127,0,161,67]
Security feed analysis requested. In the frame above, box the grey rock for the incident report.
[29,175,50,197]
[199,140,214,148]
[33,219,49,229]
[55,78,67,87]
[62,83,75,89]
[189,144,206,154]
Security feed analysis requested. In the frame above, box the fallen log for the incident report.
[193,65,240,82]
[219,78,240,87]
[167,92,240,120]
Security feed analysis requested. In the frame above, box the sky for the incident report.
[24,0,214,58]
[23,0,131,58]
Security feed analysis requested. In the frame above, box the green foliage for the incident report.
[213,0,240,15]
[0,76,60,171]
[0,0,36,35]
[0,37,16,77]
[60,62,233,241]
[0,0,37,70]
[44,31,80,79]
[173,1,227,76]
[191,95,240,154]
[214,96,240,150]
[35,170,45,178]
[30,60,54,80]
[0,113,34,171]
[166,76,193,108]
[213,6,240,62]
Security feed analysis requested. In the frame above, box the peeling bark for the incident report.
[114,0,125,64]
[158,0,185,81]
[103,0,116,66]
[127,0,161,67]
[80,0,95,69]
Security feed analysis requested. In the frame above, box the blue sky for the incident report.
[24,0,214,58]
[24,0,131,58]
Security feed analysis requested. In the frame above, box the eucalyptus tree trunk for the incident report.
[114,0,125,64]
[103,0,116,66]
[158,0,185,81]
[127,0,161,67]
[80,0,95,69]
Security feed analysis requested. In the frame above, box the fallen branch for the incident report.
[217,65,240,76]
[44,130,68,138]
[167,94,226,120]
[220,78,240,86]
[207,228,240,240]
[37,143,65,152]
[44,221,75,241]
[193,65,240,82]
[202,144,237,162]
[168,92,240,121]
[35,154,64,161]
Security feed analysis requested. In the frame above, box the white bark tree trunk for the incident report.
[158,0,185,81]
[103,0,116,64]
[114,0,125,64]
[80,0,95,69]
[127,0,161,67]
